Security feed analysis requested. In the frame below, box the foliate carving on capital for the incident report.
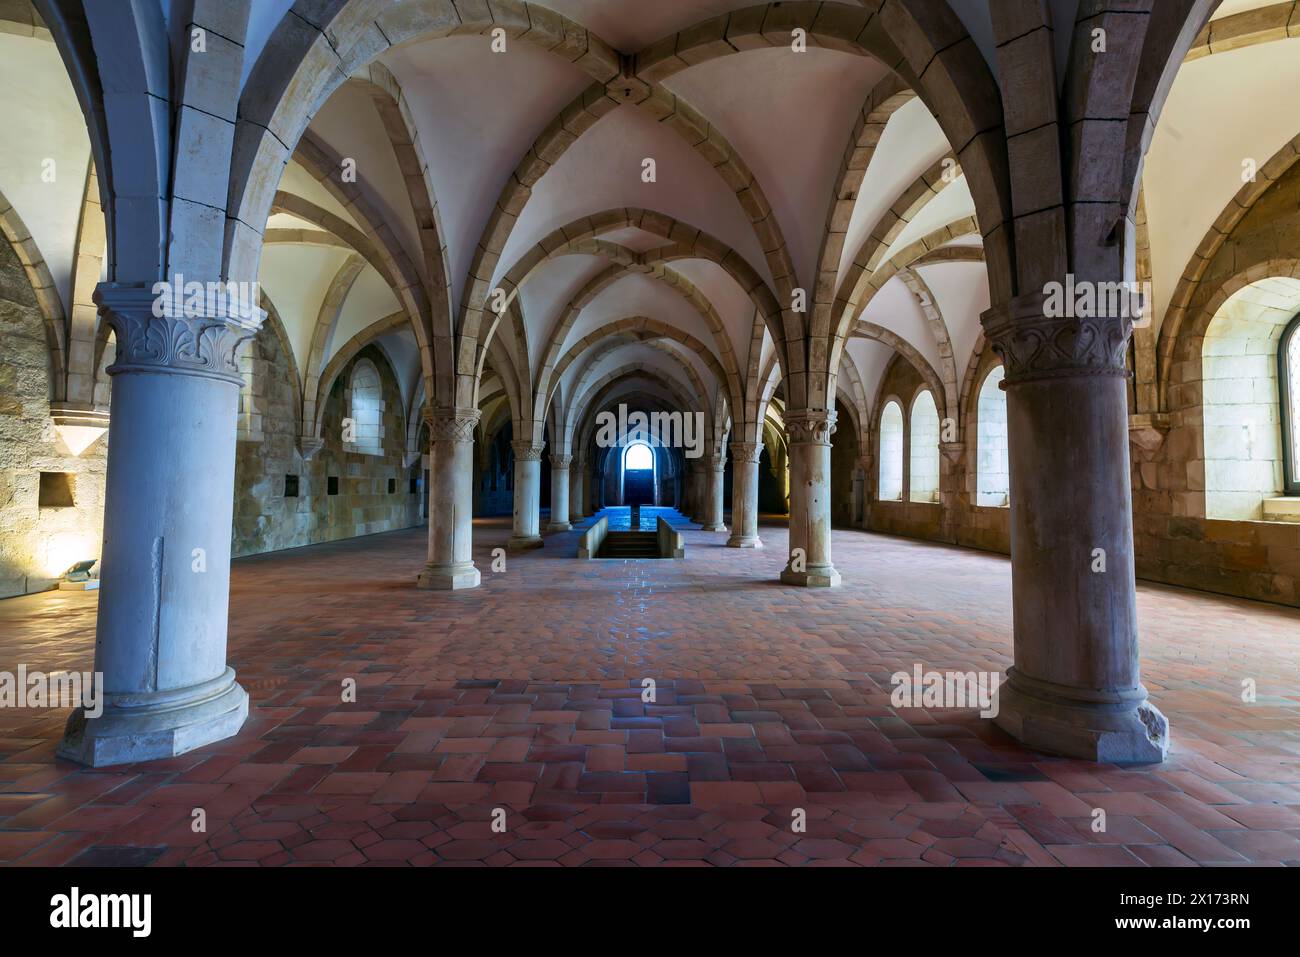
[424,406,480,444]
[982,294,1132,386]
[551,453,573,469]
[510,440,545,461]
[729,441,764,464]
[784,409,837,446]
[97,284,264,384]
[706,446,726,471]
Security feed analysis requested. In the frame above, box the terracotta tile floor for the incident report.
[1,511,1298,867]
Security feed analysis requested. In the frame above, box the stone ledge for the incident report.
[1262,496,1300,523]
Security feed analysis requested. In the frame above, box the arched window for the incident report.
[878,400,904,501]
[909,389,940,503]
[976,365,1009,507]
[625,442,653,471]
[1281,313,1300,495]
[347,358,384,456]
[1202,281,1300,519]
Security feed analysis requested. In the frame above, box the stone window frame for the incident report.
[1281,311,1300,496]
[907,385,941,505]
[974,363,1010,509]
[877,397,906,503]
[344,357,385,457]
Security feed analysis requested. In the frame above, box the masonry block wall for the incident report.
[0,240,106,598]
[856,347,1011,556]
[232,338,421,558]
[830,399,859,527]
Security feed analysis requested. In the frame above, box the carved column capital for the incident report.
[980,290,1132,386]
[706,446,727,471]
[424,406,480,444]
[510,440,545,461]
[96,282,265,385]
[939,441,965,464]
[729,440,764,464]
[298,436,325,461]
[784,409,837,446]
[550,453,573,469]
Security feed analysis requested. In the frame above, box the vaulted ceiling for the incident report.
[2,0,1296,449]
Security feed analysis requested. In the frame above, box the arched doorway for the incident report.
[622,441,655,505]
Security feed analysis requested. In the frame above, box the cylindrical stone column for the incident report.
[58,283,263,767]
[981,292,1167,763]
[569,457,586,524]
[701,447,727,531]
[780,409,840,587]
[549,453,572,531]
[727,440,763,547]
[851,467,865,528]
[417,406,481,589]
[689,466,705,523]
[507,440,544,550]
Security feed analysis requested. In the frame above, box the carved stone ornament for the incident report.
[95,283,265,385]
[784,409,837,446]
[939,441,965,464]
[729,441,764,464]
[510,440,545,461]
[551,453,573,469]
[424,406,480,444]
[981,291,1132,386]
[298,436,325,461]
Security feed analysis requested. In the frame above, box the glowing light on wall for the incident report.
[52,423,107,457]
[43,532,98,578]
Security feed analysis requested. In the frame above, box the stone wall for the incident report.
[856,348,1011,555]
[232,336,421,557]
[1129,159,1300,606]
[0,239,107,597]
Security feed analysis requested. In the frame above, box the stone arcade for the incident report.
[0,0,1297,867]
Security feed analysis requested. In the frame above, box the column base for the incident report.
[506,535,544,551]
[417,561,480,590]
[727,534,763,548]
[701,523,727,532]
[780,563,841,587]
[547,522,572,532]
[57,668,248,768]
[993,668,1169,764]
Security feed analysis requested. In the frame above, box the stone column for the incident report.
[548,453,572,531]
[417,406,481,589]
[781,409,840,587]
[851,465,865,527]
[701,447,727,531]
[727,441,763,547]
[939,441,965,543]
[58,283,263,767]
[981,292,1167,763]
[569,457,586,524]
[507,440,544,550]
